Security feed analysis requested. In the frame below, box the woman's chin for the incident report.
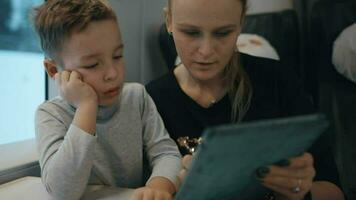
[191,70,223,82]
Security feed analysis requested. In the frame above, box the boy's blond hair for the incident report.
[33,0,117,62]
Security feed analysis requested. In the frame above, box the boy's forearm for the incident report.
[73,100,97,135]
[146,177,176,194]
[40,124,96,200]
[36,100,97,199]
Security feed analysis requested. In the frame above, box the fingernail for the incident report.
[255,167,270,178]
[274,159,290,167]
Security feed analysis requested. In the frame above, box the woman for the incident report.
[146,0,344,199]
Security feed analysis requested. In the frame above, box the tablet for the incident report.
[175,114,329,200]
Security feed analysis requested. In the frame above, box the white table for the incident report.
[0,177,134,200]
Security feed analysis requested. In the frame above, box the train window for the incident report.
[0,0,45,145]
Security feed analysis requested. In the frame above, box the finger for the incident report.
[263,181,291,195]
[182,155,193,170]
[54,72,61,87]
[262,182,303,200]
[267,164,315,179]
[288,152,314,169]
[262,176,296,191]
[263,176,311,192]
[263,183,309,199]
[157,192,171,200]
[61,71,70,83]
[142,190,154,200]
[69,70,83,81]
[162,192,172,200]
[131,190,143,200]
[178,168,188,184]
[154,192,163,200]
[153,192,163,200]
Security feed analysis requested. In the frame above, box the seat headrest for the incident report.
[333,23,356,83]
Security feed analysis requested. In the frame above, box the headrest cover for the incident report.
[332,23,356,83]
[237,34,280,60]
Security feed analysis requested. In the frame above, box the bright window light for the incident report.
[0,0,45,145]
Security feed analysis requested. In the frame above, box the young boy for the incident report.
[33,1,181,199]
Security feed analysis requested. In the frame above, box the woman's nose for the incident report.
[198,38,214,58]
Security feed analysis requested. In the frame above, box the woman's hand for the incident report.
[257,153,315,200]
[178,155,193,184]
[54,70,97,108]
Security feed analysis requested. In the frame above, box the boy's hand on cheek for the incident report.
[54,70,98,108]
[54,70,97,135]
[131,186,172,200]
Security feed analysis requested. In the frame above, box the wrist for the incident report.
[73,100,97,135]
[147,177,176,195]
[77,99,97,109]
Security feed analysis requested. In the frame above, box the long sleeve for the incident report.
[35,104,96,200]
[140,88,182,189]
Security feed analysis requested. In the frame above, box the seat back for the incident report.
[242,10,301,76]
[309,1,356,198]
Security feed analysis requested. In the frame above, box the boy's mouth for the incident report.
[104,87,120,97]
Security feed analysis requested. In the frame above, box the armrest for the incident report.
[0,177,49,200]
[0,177,135,200]
[0,139,40,184]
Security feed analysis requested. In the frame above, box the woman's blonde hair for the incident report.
[167,0,252,122]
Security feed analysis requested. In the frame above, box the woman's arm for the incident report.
[310,181,344,200]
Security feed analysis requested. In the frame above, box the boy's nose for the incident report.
[104,63,118,81]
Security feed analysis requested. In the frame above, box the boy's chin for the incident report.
[98,95,119,106]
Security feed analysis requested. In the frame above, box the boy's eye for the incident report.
[84,63,98,69]
[113,55,123,60]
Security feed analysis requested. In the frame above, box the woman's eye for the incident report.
[214,30,232,37]
[183,30,200,37]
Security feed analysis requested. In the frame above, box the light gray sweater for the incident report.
[35,83,181,200]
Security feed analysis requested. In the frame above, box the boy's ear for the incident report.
[44,59,58,78]
[164,7,173,34]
